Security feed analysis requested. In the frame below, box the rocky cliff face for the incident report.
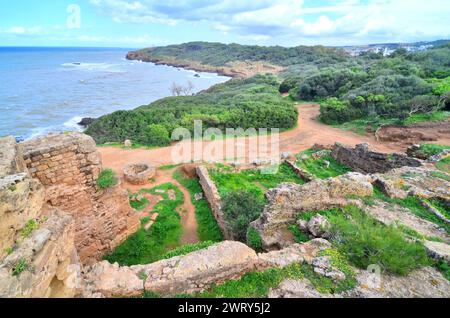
[21,133,140,264]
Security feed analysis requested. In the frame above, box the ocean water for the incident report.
[0,47,230,140]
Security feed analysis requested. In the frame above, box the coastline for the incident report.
[126,50,284,79]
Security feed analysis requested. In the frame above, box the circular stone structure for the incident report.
[123,163,156,185]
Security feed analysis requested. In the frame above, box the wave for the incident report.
[61,62,126,73]
[26,116,84,140]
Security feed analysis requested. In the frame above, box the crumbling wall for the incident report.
[331,143,422,174]
[251,173,373,250]
[83,240,329,297]
[196,166,232,240]
[21,133,140,264]
[0,136,80,298]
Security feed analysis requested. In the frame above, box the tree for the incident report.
[170,81,195,96]
[222,191,265,242]
[140,124,171,147]
[407,95,439,116]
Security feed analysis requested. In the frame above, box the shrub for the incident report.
[246,227,263,251]
[139,124,171,147]
[20,220,39,239]
[96,169,118,190]
[222,191,266,242]
[12,258,29,276]
[162,241,216,259]
[327,205,430,275]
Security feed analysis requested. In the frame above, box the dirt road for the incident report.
[99,104,401,170]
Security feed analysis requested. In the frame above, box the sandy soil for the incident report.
[99,103,447,246]
[99,104,403,170]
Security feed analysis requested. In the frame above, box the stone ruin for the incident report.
[331,143,422,174]
[1,134,449,298]
[123,163,156,185]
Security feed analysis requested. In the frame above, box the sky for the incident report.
[0,0,449,48]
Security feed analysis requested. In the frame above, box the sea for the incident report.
[0,47,230,140]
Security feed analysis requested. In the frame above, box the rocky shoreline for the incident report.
[126,50,284,78]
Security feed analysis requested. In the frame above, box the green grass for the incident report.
[210,162,305,200]
[173,171,223,242]
[12,258,29,276]
[246,227,263,251]
[403,111,450,126]
[288,224,310,243]
[96,169,118,190]
[308,205,430,275]
[334,117,399,135]
[104,183,184,266]
[159,164,182,171]
[180,261,355,298]
[129,194,150,211]
[20,220,39,239]
[436,157,450,173]
[162,241,216,259]
[435,260,450,281]
[295,150,351,179]
[418,144,450,156]
[373,187,450,233]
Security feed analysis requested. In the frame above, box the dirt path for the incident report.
[120,168,199,245]
[99,104,403,169]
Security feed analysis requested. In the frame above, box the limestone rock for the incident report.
[307,215,331,239]
[332,143,422,174]
[85,241,258,297]
[124,140,132,148]
[251,172,373,250]
[312,256,346,282]
[424,240,450,262]
[269,279,335,298]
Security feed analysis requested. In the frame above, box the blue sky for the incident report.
[0,0,449,47]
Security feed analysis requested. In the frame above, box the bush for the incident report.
[319,98,362,124]
[139,124,171,147]
[222,191,266,242]
[96,169,118,190]
[327,205,430,275]
[246,227,263,251]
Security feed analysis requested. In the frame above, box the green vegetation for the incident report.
[222,191,266,242]
[210,163,304,241]
[435,260,450,281]
[436,157,450,173]
[129,192,150,211]
[173,171,223,242]
[162,241,216,259]
[20,220,39,239]
[186,261,355,298]
[104,183,184,266]
[373,187,450,233]
[403,111,450,125]
[288,224,310,243]
[133,42,348,67]
[417,143,450,156]
[96,169,118,190]
[12,258,29,276]
[246,228,263,252]
[296,149,351,179]
[308,206,430,275]
[86,74,298,146]
[210,163,304,198]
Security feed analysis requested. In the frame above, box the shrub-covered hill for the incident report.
[127,41,348,67]
[282,43,450,126]
[85,74,297,146]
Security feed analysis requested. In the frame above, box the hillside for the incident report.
[87,41,450,147]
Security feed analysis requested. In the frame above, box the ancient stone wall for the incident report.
[0,136,81,298]
[251,173,373,250]
[284,160,315,182]
[83,240,330,297]
[21,133,140,264]
[331,143,422,174]
[0,209,81,298]
[196,166,232,240]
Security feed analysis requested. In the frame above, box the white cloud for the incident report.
[88,0,450,45]
[2,26,44,36]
